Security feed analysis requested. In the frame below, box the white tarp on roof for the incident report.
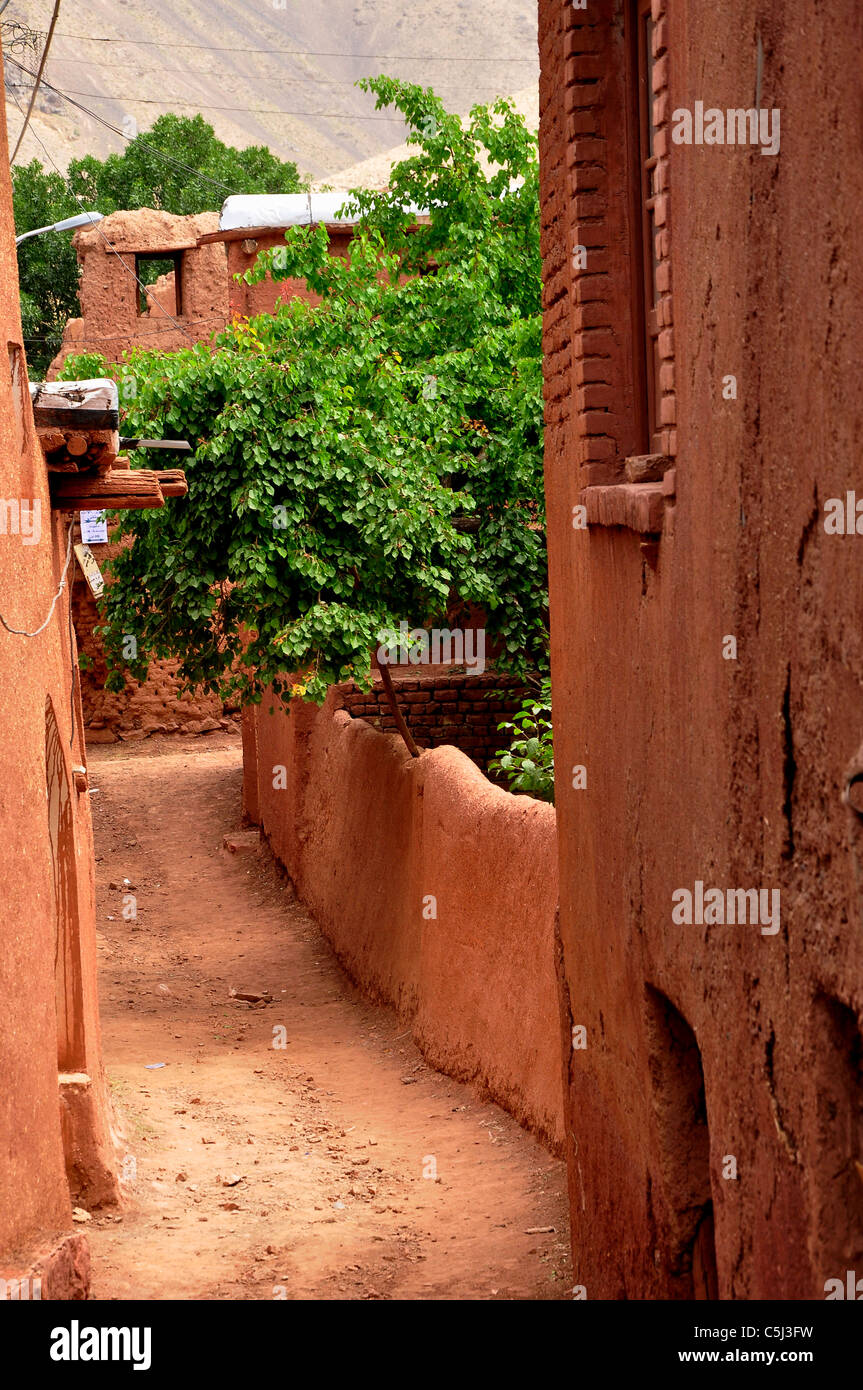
[219,192,361,231]
[29,378,119,410]
[219,191,427,232]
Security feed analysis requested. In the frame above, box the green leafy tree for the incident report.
[14,114,300,376]
[12,160,81,376]
[60,80,546,710]
[66,113,300,217]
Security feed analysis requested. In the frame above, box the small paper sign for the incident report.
[74,543,105,598]
[80,510,108,544]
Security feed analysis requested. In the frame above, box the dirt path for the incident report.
[85,732,571,1300]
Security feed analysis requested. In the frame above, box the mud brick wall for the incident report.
[540,0,863,1300]
[245,693,563,1150]
[48,209,228,377]
[72,565,233,743]
[0,36,117,1297]
[333,670,530,771]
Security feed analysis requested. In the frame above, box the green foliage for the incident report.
[66,113,300,218]
[12,159,81,377]
[489,678,554,802]
[59,80,547,710]
[13,114,300,377]
[57,350,107,380]
[347,76,541,321]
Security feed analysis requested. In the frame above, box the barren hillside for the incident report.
[2,0,538,183]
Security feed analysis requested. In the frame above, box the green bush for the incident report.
[489,678,554,802]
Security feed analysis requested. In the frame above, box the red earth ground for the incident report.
[84,731,571,1300]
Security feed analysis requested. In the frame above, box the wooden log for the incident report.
[40,424,122,473]
[49,469,166,511]
[152,469,188,498]
[65,433,89,457]
[36,426,66,454]
[374,656,420,759]
[85,429,121,473]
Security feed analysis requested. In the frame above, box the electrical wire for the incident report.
[5,56,268,189]
[50,32,534,60]
[0,519,74,636]
[41,81,407,120]
[9,0,61,163]
[40,54,501,94]
[22,318,218,346]
[7,84,198,345]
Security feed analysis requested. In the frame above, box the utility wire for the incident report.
[6,55,254,192]
[22,319,217,345]
[41,54,495,93]
[49,83,407,120]
[9,0,61,163]
[50,32,534,60]
[7,85,197,346]
[6,55,403,124]
[0,520,74,636]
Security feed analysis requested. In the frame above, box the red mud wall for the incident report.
[0,40,116,1297]
[49,210,228,376]
[72,558,233,742]
[246,695,564,1151]
[225,228,354,320]
[540,0,863,1297]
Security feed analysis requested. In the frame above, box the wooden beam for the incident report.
[196,223,361,246]
[50,469,166,511]
[152,470,188,498]
[375,657,420,759]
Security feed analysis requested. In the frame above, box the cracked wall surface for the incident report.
[540,0,863,1297]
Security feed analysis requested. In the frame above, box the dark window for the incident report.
[134,251,184,317]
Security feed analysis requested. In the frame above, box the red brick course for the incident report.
[333,669,530,773]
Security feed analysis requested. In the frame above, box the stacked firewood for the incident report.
[32,381,188,511]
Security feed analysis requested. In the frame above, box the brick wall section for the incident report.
[543,0,676,490]
[650,0,677,451]
[333,670,530,771]
[72,565,235,743]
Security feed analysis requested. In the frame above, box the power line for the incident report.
[42,54,497,94]
[9,0,61,162]
[7,84,197,346]
[50,32,535,60]
[55,85,407,119]
[6,56,405,125]
[23,320,217,345]
[5,56,290,186]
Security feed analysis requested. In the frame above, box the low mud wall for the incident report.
[245,693,564,1151]
[334,670,529,772]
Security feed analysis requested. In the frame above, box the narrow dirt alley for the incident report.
[85,732,571,1300]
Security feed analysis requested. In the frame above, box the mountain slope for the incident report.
[3,0,538,182]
